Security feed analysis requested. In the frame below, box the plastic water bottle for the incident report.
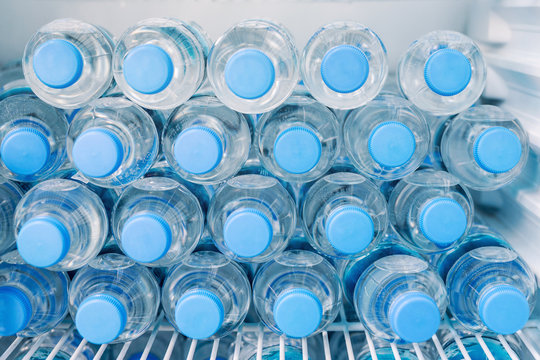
[69,253,160,344]
[235,332,324,360]
[14,179,108,270]
[111,331,184,360]
[15,329,96,360]
[397,30,486,115]
[440,331,522,360]
[253,250,342,338]
[388,169,474,253]
[343,93,430,180]
[302,172,388,258]
[441,105,529,191]
[162,250,251,340]
[67,97,159,188]
[162,95,251,184]
[113,18,210,110]
[23,19,114,109]
[254,95,341,182]
[112,176,204,266]
[0,178,23,256]
[207,174,296,263]
[0,251,69,337]
[208,20,298,114]
[301,22,388,109]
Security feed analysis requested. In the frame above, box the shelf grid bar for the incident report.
[139,312,165,360]
[517,330,540,360]
[412,343,425,360]
[498,335,519,360]
[163,332,179,360]
[232,330,242,360]
[475,334,495,360]
[1,337,23,360]
[70,338,88,360]
[186,338,198,360]
[21,335,45,360]
[46,326,75,360]
[364,328,378,360]
[301,337,309,360]
[210,338,220,360]
[93,344,109,360]
[322,331,332,360]
[280,335,285,360]
[390,343,402,360]
[431,334,449,360]
[443,319,471,360]
[115,340,133,360]
[256,326,264,360]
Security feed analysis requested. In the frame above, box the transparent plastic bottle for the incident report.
[254,95,341,182]
[15,329,96,360]
[439,330,524,360]
[208,20,298,114]
[23,19,114,109]
[67,97,159,188]
[343,93,430,180]
[113,18,210,110]
[162,96,251,184]
[388,169,474,253]
[207,174,296,263]
[301,22,388,109]
[0,251,69,337]
[397,30,486,115]
[0,178,23,255]
[236,332,324,360]
[162,251,251,340]
[0,93,68,182]
[302,172,388,259]
[112,176,204,266]
[69,253,160,345]
[253,250,342,339]
[441,105,529,191]
[111,331,184,360]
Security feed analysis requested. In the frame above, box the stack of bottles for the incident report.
[0,16,536,360]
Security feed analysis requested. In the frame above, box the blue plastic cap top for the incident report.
[121,212,172,263]
[388,291,441,343]
[72,128,124,178]
[273,126,322,174]
[127,353,160,360]
[224,48,275,100]
[478,284,530,335]
[424,48,471,96]
[368,121,416,168]
[474,127,522,174]
[75,294,128,344]
[325,205,375,255]
[320,45,369,94]
[0,286,32,336]
[223,208,273,258]
[175,289,224,339]
[173,126,224,175]
[17,216,70,268]
[32,39,84,89]
[123,44,174,95]
[273,288,323,338]
[419,197,468,247]
[1,127,50,175]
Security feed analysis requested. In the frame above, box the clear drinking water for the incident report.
[207,20,298,114]
[0,251,69,337]
[254,95,341,182]
[161,251,251,340]
[113,18,210,110]
[236,332,324,360]
[397,30,486,115]
[66,97,159,188]
[162,95,251,184]
[207,174,296,263]
[69,253,160,344]
[0,177,23,255]
[14,179,108,271]
[441,105,529,191]
[343,93,430,181]
[111,176,204,266]
[301,22,388,109]
[252,250,342,339]
[23,19,114,109]
[15,329,96,360]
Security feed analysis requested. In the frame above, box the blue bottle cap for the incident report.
[0,286,32,336]
[173,126,223,175]
[419,197,467,247]
[17,216,70,268]
[473,127,522,174]
[424,48,471,96]
[223,208,273,258]
[478,284,529,334]
[1,127,50,175]
[174,289,224,339]
[121,212,172,263]
[388,291,440,343]
[320,45,369,93]
[325,205,375,255]
[75,294,127,344]
[128,353,160,360]
[123,44,174,95]
[32,39,84,89]
[224,48,275,100]
[72,128,124,178]
[368,121,416,168]
[273,126,322,174]
[273,288,323,338]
